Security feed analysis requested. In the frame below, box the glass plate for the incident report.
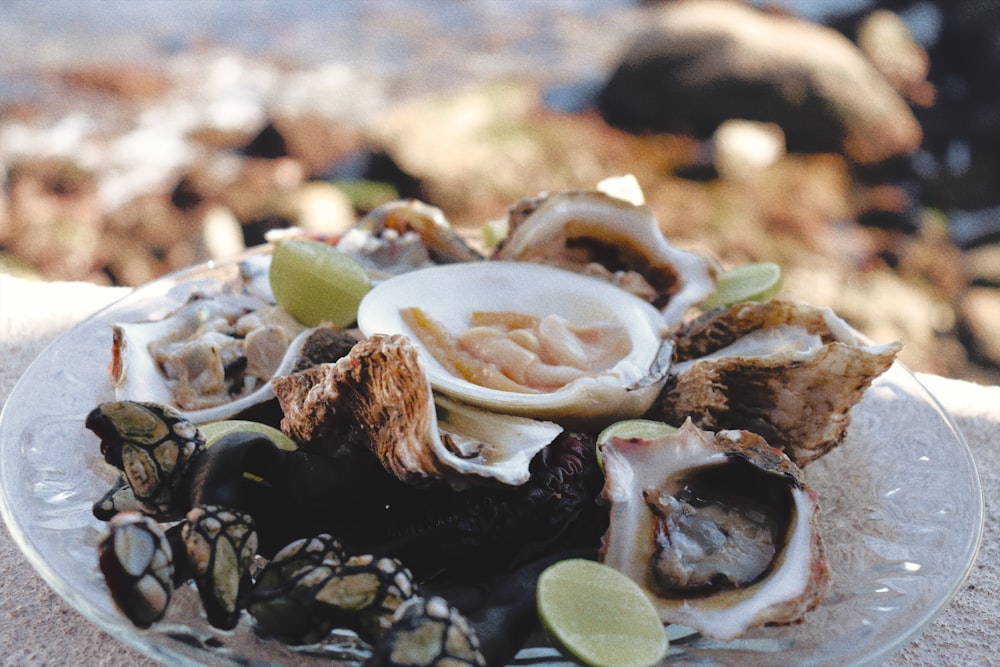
[0,250,984,666]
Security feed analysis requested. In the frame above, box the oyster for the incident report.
[272,334,563,488]
[110,296,312,424]
[491,190,717,326]
[335,199,483,280]
[649,299,902,465]
[599,420,831,641]
[356,261,669,427]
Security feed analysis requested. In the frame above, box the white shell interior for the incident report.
[356,261,669,424]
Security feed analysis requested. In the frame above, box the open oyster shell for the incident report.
[599,419,831,641]
[272,334,563,489]
[110,295,312,425]
[491,190,717,326]
[356,261,670,428]
[648,299,902,465]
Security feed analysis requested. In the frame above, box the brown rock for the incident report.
[598,0,922,163]
[959,287,1000,367]
[62,65,171,101]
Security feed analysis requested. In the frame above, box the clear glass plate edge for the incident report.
[0,250,987,667]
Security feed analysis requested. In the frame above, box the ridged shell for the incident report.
[599,419,831,640]
[649,299,902,465]
[272,334,563,489]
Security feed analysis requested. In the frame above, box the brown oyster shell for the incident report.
[599,420,831,640]
[491,190,716,326]
[648,300,901,465]
[272,334,561,488]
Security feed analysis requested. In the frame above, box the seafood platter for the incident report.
[0,177,984,666]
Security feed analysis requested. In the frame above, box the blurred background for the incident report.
[1,0,998,384]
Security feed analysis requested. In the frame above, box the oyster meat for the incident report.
[110,295,319,424]
[649,299,902,465]
[599,419,831,641]
[272,334,563,489]
[356,261,669,427]
[492,189,717,326]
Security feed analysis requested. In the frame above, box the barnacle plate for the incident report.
[0,248,984,666]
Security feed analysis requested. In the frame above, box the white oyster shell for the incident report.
[492,190,717,326]
[356,261,669,427]
[599,419,830,641]
[110,296,310,424]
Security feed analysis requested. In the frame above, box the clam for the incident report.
[649,299,902,465]
[356,261,670,427]
[110,295,313,424]
[599,419,831,641]
[492,190,717,326]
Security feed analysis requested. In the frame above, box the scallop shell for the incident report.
[492,190,717,326]
[356,261,670,428]
[599,419,831,641]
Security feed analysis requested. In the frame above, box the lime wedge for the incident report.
[200,420,298,451]
[537,559,668,667]
[701,261,782,309]
[480,217,509,249]
[597,419,678,446]
[269,238,372,327]
[596,419,678,470]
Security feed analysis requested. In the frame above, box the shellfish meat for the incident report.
[356,261,670,427]
[599,419,831,641]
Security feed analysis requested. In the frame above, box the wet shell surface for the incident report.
[356,261,670,427]
[273,334,564,488]
[110,295,312,425]
[492,190,717,326]
[650,299,902,465]
[599,419,831,641]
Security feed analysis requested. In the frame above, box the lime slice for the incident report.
[200,420,298,451]
[537,559,668,667]
[480,217,509,249]
[597,419,678,446]
[701,261,782,309]
[596,419,678,470]
[269,238,372,327]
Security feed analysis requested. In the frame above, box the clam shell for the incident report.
[356,261,669,427]
[110,297,313,425]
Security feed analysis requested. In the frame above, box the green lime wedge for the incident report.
[537,559,668,667]
[596,419,678,470]
[269,238,372,327]
[597,419,678,446]
[480,217,509,249]
[200,420,298,451]
[701,261,782,309]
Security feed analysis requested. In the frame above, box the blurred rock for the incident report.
[856,9,935,107]
[598,0,922,164]
[62,65,171,101]
[959,287,1000,367]
[710,119,785,181]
